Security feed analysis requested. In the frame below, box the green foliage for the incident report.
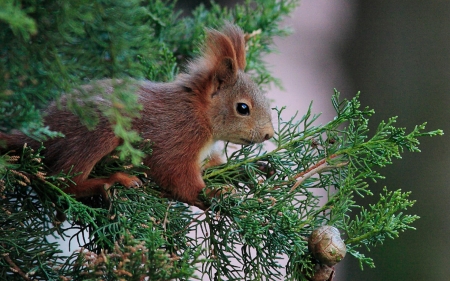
[344,188,419,269]
[0,1,444,280]
[198,91,442,279]
[0,0,37,39]
[1,91,442,280]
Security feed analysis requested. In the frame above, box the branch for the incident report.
[2,252,31,281]
[289,154,348,193]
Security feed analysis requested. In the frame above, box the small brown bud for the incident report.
[311,139,320,148]
[17,180,27,186]
[269,197,277,206]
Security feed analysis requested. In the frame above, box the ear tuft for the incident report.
[220,22,246,70]
[177,23,247,98]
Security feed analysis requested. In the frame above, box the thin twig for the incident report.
[163,202,172,232]
[2,253,31,281]
[290,154,348,193]
[291,154,338,180]
[173,207,211,236]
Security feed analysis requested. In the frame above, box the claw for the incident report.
[125,176,142,189]
[110,172,143,189]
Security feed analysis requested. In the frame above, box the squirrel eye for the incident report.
[236,103,250,116]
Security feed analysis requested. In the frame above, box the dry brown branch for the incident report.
[2,253,31,281]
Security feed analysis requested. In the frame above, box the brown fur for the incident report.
[1,24,274,208]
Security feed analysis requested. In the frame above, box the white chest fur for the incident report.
[198,140,219,166]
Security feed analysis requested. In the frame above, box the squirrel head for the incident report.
[179,23,274,145]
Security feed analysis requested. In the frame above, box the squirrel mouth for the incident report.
[239,138,255,145]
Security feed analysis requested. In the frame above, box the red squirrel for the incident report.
[1,24,274,208]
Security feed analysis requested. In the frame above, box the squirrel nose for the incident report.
[264,126,275,141]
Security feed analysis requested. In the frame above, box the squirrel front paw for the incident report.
[194,185,237,210]
[109,172,142,189]
[98,172,142,201]
[204,184,236,198]
[123,176,142,188]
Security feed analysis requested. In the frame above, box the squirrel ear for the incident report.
[221,22,246,70]
[216,57,237,88]
[177,24,245,97]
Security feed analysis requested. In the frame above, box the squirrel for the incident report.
[0,23,274,209]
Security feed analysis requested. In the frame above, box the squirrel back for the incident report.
[1,24,274,208]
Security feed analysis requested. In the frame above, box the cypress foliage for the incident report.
[0,1,443,280]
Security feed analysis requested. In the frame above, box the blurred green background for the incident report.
[341,1,450,280]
